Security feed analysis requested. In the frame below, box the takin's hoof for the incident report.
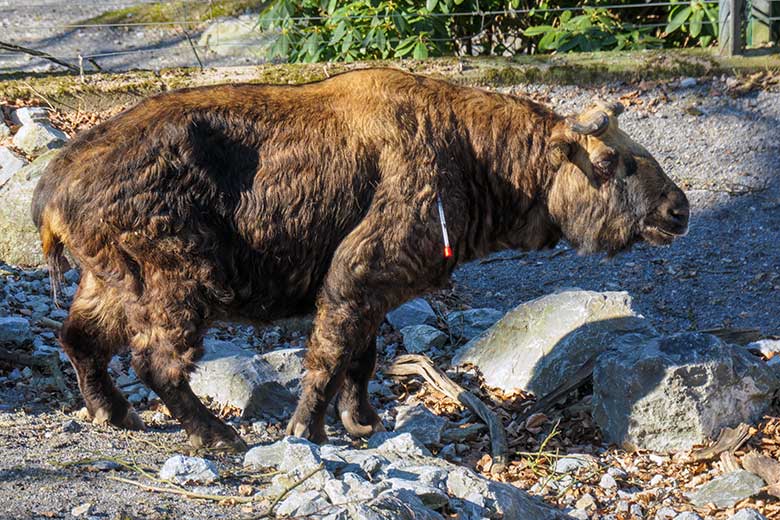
[188,427,248,453]
[340,409,386,438]
[80,406,146,431]
[286,418,328,445]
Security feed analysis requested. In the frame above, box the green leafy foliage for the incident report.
[663,0,719,47]
[523,8,663,52]
[258,0,720,62]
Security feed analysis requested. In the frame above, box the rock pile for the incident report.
[242,433,569,519]
[0,105,68,266]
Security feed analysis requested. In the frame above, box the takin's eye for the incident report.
[592,151,618,180]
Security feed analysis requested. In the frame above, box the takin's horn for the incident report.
[568,111,610,136]
[603,101,624,116]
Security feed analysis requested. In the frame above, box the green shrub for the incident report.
[258,0,720,62]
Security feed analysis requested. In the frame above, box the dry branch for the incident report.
[0,40,80,73]
[385,354,508,474]
[690,423,751,462]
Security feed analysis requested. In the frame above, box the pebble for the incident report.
[575,493,596,510]
[679,77,698,88]
[674,512,703,520]
[553,455,594,474]
[728,509,767,520]
[71,503,93,517]
[656,506,678,519]
[62,419,81,433]
[600,473,618,490]
[649,474,665,486]
[608,467,628,479]
[159,455,219,484]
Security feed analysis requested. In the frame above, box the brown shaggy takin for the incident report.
[32,68,689,449]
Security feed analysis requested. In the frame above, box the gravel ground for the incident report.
[456,80,780,337]
[0,75,779,519]
[0,0,263,74]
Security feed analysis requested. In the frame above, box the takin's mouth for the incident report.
[640,225,687,246]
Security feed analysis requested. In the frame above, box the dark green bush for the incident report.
[258,0,719,62]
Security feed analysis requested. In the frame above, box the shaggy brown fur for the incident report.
[32,68,688,448]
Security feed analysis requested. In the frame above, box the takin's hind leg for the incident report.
[127,294,247,452]
[60,270,144,430]
[337,339,385,437]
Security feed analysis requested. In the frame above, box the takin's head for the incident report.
[545,101,689,256]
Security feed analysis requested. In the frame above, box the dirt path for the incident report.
[0,0,260,74]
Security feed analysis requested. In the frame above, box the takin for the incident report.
[32,68,689,450]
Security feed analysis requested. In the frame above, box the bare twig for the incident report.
[109,476,256,502]
[38,317,64,331]
[0,40,80,73]
[385,354,508,474]
[690,423,751,462]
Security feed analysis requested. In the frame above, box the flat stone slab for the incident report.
[453,289,654,394]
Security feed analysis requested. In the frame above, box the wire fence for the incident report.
[0,0,777,73]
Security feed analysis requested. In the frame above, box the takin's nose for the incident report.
[658,188,690,234]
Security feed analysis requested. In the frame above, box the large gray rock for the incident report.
[394,403,447,446]
[0,316,32,345]
[0,147,28,188]
[198,15,275,58]
[10,107,50,126]
[159,455,218,484]
[686,471,765,508]
[0,150,58,265]
[12,122,67,156]
[453,289,654,394]
[593,333,780,452]
[258,347,305,393]
[189,340,302,419]
[400,324,447,353]
[447,466,569,519]
[351,489,445,520]
[276,489,331,517]
[244,436,322,472]
[386,298,438,330]
[446,308,503,340]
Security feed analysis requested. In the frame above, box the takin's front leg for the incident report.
[287,197,446,443]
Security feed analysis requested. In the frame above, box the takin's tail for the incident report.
[32,178,71,307]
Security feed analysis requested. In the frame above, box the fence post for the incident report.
[719,0,743,55]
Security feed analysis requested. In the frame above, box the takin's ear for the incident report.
[548,126,575,170]
[548,123,619,185]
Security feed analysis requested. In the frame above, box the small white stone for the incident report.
[159,455,219,484]
[575,493,595,510]
[655,506,678,519]
[728,509,767,520]
[649,474,665,487]
[674,512,703,520]
[71,503,93,517]
[679,77,697,88]
[599,473,618,490]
